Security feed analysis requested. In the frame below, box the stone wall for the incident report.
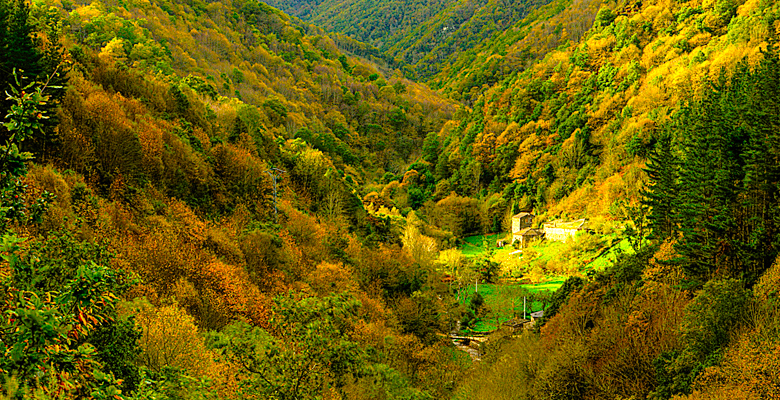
[544,227,579,242]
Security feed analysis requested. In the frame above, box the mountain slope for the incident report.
[421,0,775,219]
[0,0,470,397]
[267,0,560,83]
[4,0,780,397]
[66,0,459,180]
[439,0,780,396]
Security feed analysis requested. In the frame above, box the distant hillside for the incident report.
[63,0,460,181]
[416,0,779,219]
[266,0,560,83]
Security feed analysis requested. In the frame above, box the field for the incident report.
[461,281,561,332]
[457,231,632,333]
[459,233,510,257]
[584,237,633,271]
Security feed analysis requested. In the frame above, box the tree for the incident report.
[0,0,42,101]
[474,249,501,283]
[542,276,584,324]
[209,293,366,399]
[641,130,678,241]
[436,248,478,304]
[0,0,66,157]
[666,53,780,283]
[1,239,126,397]
[486,284,532,329]
[401,212,438,266]
[652,279,749,396]
[395,291,446,345]
[1,70,56,232]
[124,298,217,377]
[461,292,487,330]
[321,168,345,220]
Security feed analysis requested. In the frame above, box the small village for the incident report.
[450,212,598,360]
[507,212,590,247]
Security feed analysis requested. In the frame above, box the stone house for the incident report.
[511,212,535,243]
[515,227,543,247]
[543,218,588,243]
[530,310,544,322]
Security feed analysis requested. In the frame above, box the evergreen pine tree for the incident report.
[732,47,780,284]
[668,51,780,283]
[0,0,66,159]
[0,0,42,92]
[641,128,679,241]
[674,85,723,280]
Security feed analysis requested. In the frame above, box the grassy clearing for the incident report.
[461,282,557,333]
[584,237,633,271]
[460,233,509,257]
[521,279,566,293]
[457,228,630,333]
[500,232,631,280]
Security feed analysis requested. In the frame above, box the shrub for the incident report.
[122,298,217,377]
[653,279,750,397]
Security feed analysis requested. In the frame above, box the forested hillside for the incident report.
[65,0,458,176]
[0,0,469,397]
[442,0,780,396]
[425,0,779,221]
[266,0,579,85]
[3,0,780,396]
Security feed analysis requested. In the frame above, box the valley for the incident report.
[2,0,780,397]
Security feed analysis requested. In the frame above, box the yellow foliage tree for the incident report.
[122,298,216,377]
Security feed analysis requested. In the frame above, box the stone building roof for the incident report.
[543,218,588,230]
[512,212,534,219]
[516,227,543,237]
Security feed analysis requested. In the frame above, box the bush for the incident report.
[121,298,217,377]
[652,279,750,397]
[595,8,616,28]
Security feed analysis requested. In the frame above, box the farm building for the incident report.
[512,212,535,232]
[514,227,543,247]
[511,212,535,244]
[543,219,589,242]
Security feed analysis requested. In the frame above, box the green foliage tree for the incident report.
[541,276,583,324]
[209,293,366,399]
[460,291,487,330]
[89,318,142,393]
[0,0,42,101]
[0,0,66,157]
[474,252,501,283]
[644,52,780,284]
[641,130,678,240]
[0,240,128,397]
[1,71,57,232]
[594,7,616,28]
[652,279,749,397]
[395,290,445,345]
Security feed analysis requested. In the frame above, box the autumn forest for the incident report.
[1,0,780,397]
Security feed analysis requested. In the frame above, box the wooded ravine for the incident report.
[2,0,780,397]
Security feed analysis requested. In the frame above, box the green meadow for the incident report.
[457,230,633,333]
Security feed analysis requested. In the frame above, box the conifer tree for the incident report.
[648,49,780,284]
[675,76,739,279]
[0,0,41,80]
[0,0,66,159]
[641,129,678,241]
